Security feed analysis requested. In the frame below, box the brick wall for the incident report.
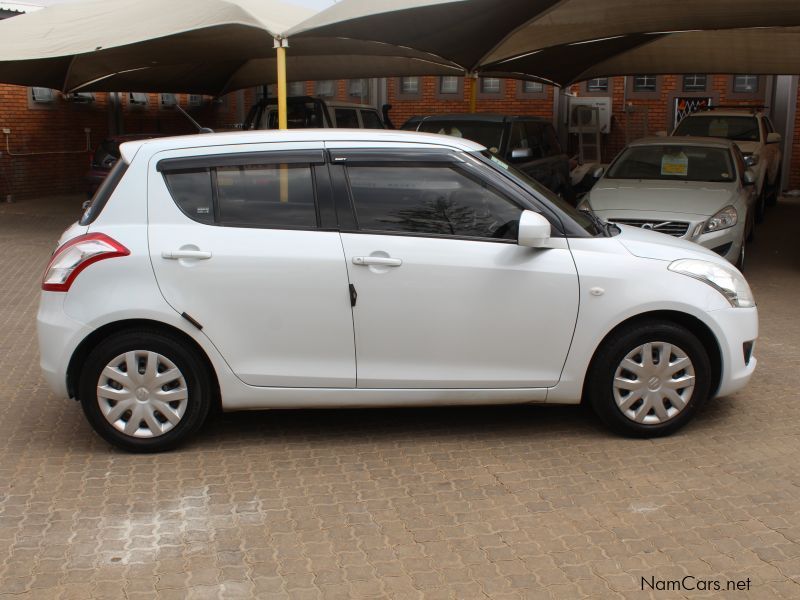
[0,85,241,200]
[385,76,555,127]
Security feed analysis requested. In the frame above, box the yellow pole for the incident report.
[469,73,478,113]
[276,41,288,130]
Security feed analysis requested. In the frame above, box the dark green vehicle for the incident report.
[402,113,574,201]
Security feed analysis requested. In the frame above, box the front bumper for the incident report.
[706,305,758,398]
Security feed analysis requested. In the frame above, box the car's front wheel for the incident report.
[78,329,212,452]
[586,321,712,437]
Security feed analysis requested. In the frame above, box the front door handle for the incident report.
[352,256,402,267]
[162,250,212,260]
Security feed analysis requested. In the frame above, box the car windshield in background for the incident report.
[418,121,504,154]
[606,145,736,183]
[674,115,760,142]
[92,141,121,168]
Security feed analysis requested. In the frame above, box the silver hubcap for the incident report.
[613,342,695,425]
[97,351,188,438]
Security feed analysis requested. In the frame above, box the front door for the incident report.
[332,149,580,389]
[148,143,355,387]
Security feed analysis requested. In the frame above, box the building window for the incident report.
[348,79,369,101]
[480,78,501,94]
[128,92,149,106]
[439,76,459,94]
[683,74,707,92]
[159,93,177,107]
[523,81,544,94]
[188,94,203,107]
[400,77,419,94]
[30,87,55,103]
[632,75,657,92]
[733,75,759,93]
[586,78,608,92]
[289,81,306,96]
[316,80,335,97]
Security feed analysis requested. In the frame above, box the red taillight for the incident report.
[42,233,129,292]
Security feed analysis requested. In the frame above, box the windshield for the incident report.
[674,115,759,142]
[418,121,505,154]
[606,145,735,183]
[475,151,602,236]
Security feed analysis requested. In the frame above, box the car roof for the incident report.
[118,129,486,163]
[629,136,736,149]
[410,113,551,123]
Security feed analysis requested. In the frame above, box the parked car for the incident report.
[402,113,575,201]
[39,130,757,452]
[579,137,756,269]
[243,95,386,130]
[86,134,166,197]
[672,107,782,221]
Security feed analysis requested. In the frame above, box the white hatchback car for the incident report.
[581,137,756,268]
[38,130,758,452]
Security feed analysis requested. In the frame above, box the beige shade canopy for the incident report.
[0,0,459,93]
[288,0,800,75]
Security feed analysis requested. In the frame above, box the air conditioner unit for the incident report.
[128,92,148,106]
[31,87,55,103]
[568,97,612,134]
[160,93,177,107]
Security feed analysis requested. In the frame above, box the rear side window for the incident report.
[346,164,522,241]
[160,153,321,230]
[163,170,215,224]
[80,159,129,225]
[216,164,316,228]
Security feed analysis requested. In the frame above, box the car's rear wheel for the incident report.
[586,321,712,437]
[78,329,211,452]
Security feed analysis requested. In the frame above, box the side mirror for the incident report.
[744,154,759,167]
[767,132,782,144]
[593,166,605,179]
[743,169,757,186]
[510,147,533,160]
[518,210,551,248]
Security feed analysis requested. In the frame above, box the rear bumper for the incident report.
[37,292,91,398]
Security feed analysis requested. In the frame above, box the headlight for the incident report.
[704,206,737,233]
[668,259,755,308]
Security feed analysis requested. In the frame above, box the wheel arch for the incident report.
[66,319,221,410]
[582,310,723,401]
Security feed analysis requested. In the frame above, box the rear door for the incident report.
[148,143,355,387]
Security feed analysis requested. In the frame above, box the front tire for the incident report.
[78,329,212,452]
[586,321,712,437]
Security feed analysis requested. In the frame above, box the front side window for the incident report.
[360,111,384,129]
[606,145,735,183]
[162,160,318,229]
[347,164,522,241]
[674,115,760,142]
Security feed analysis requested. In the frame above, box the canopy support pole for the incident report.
[274,37,289,130]
[469,73,478,113]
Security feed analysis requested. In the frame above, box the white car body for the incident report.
[37,130,758,448]
[583,137,755,265]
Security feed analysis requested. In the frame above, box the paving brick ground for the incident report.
[0,194,798,599]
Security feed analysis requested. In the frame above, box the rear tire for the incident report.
[78,329,212,452]
[586,321,712,438]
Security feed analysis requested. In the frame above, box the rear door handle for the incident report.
[162,250,212,260]
[352,256,402,267]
